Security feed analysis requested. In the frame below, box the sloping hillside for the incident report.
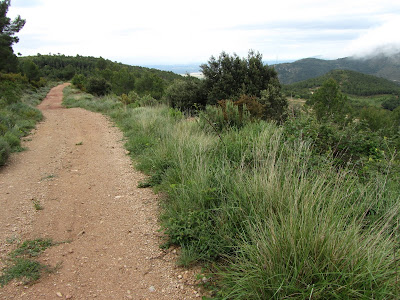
[274,52,400,84]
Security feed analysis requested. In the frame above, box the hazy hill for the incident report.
[274,52,400,84]
[282,69,400,101]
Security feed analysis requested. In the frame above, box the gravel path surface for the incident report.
[0,84,199,299]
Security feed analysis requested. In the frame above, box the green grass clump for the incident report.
[0,238,56,286]
[10,239,53,258]
[32,199,43,210]
[0,258,46,286]
[0,137,11,166]
[63,86,122,113]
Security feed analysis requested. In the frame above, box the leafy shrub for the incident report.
[120,90,140,107]
[306,78,350,123]
[85,77,111,96]
[359,106,394,132]
[201,50,279,104]
[259,79,288,122]
[135,72,165,99]
[381,95,400,111]
[163,78,206,111]
[0,77,23,106]
[138,94,158,107]
[0,137,10,166]
[20,60,40,83]
[71,74,86,91]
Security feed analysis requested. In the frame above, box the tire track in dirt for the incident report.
[0,84,199,299]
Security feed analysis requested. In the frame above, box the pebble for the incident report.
[56,291,63,297]
[149,286,156,292]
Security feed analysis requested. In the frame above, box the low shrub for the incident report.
[0,137,11,166]
[71,74,86,91]
[85,77,111,96]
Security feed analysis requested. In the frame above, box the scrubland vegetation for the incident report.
[0,73,55,165]
[63,58,400,297]
[2,2,400,296]
[2,39,400,296]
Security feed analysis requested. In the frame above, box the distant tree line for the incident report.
[19,54,182,98]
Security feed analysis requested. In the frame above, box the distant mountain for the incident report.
[282,69,400,99]
[274,52,400,85]
[143,64,201,75]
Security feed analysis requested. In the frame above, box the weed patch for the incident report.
[40,174,55,181]
[31,199,43,211]
[0,238,57,287]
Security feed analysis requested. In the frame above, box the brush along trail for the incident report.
[0,84,199,299]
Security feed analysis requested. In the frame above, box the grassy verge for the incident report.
[63,87,400,299]
[0,74,58,166]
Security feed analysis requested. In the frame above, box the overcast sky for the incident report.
[7,0,400,66]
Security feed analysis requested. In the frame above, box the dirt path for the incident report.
[0,84,199,299]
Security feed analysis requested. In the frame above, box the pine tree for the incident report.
[0,0,25,73]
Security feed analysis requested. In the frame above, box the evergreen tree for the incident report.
[200,50,278,104]
[0,0,25,73]
[21,59,40,82]
[307,78,350,123]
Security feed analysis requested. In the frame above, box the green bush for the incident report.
[138,94,158,107]
[381,95,400,111]
[0,137,10,166]
[71,74,86,91]
[163,78,206,111]
[85,77,111,96]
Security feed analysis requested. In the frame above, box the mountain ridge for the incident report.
[274,52,400,84]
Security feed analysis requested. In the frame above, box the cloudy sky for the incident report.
[7,0,400,66]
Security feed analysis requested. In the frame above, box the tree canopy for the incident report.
[0,0,25,73]
[163,77,206,110]
[200,50,279,104]
[306,78,350,123]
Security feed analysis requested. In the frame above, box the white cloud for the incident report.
[344,15,400,57]
[7,0,400,64]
